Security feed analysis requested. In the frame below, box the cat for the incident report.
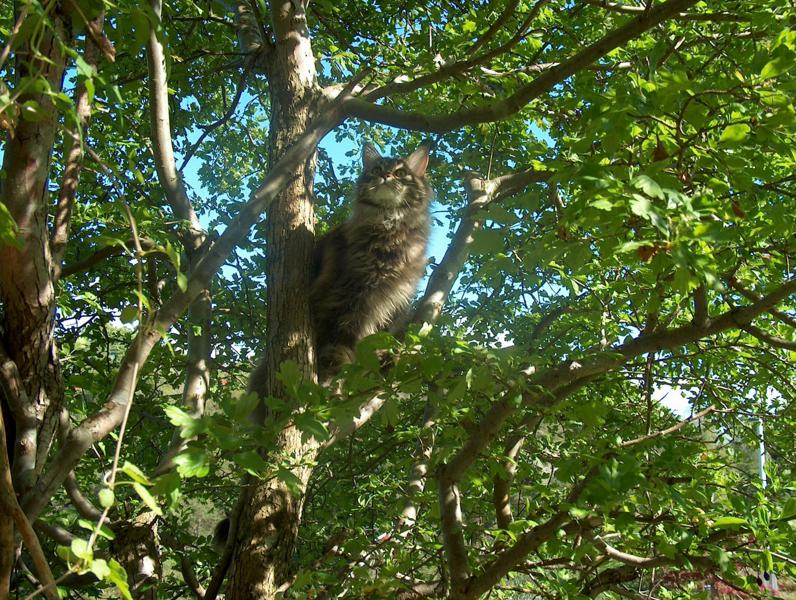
[310,142,432,375]
[248,142,432,389]
[215,144,432,549]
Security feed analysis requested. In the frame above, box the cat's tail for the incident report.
[213,517,231,550]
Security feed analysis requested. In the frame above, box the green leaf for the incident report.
[277,360,302,392]
[108,559,132,600]
[0,201,20,248]
[760,53,796,79]
[77,519,115,540]
[71,538,93,562]
[470,229,504,254]
[294,413,329,444]
[121,461,151,485]
[150,471,181,508]
[75,54,95,79]
[176,271,188,292]
[90,558,111,581]
[232,391,260,421]
[277,467,304,495]
[163,405,194,428]
[631,175,665,199]
[173,447,210,478]
[232,450,269,476]
[20,99,48,122]
[779,497,796,521]
[132,482,163,516]
[711,516,748,529]
[719,123,750,143]
[590,198,614,211]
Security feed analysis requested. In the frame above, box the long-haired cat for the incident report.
[248,142,432,390]
[310,142,432,374]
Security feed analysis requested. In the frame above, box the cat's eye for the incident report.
[395,168,407,177]
[370,165,382,175]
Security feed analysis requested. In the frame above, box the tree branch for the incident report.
[398,402,438,529]
[60,237,161,279]
[365,0,549,101]
[64,471,103,521]
[739,323,796,350]
[0,338,28,420]
[493,433,526,530]
[620,405,715,448]
[692,285,709,327]
[178,67,250,172]
[344,0,699,132]
[583,0,749,21]
[467,0,520,56]
[52,12,105,280]
[438,468,471,593]
[413,168,550,324]
[147,0,205,251]
[0,406,58,600]
[729,278,796,329]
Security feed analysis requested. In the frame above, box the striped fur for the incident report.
[312,144,432,374]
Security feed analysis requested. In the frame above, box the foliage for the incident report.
[1,0,795,598]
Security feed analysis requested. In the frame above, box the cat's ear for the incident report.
[405,145,430,176]
[362,143,382,170]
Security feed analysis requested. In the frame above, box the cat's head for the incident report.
[355,144,431,210]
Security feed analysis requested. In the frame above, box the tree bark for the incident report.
[0,3,71,498]
[226,1,320,597]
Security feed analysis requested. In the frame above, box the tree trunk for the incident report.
[0,3,71,496]
[226,1,320,597]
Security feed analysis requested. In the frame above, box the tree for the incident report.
[1,0,794,597]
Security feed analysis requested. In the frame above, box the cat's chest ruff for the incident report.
[347,222,425,276]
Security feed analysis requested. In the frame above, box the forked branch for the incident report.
[345,0,699,132]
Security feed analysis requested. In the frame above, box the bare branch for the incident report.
[60,237,161,279]
[398,402,438,529]
[34,520,76,546]
[147,0,205,251]
[0,338,28,420]
[468,0,520,56]
[324,393,387,447]
[479,61,634,78]
[729,278,796,329]
[366,0,549,101]
[692,285,709,327]
[179,67,250,172]
[493,434,526,530]
[438,469,471,592]
[345,0,699,132]
[162,535,206,598]
[52,13,105,278]
[739,323,796,351]
[413,168,550,324]
[413,173,492,324]
[64,471,102,521]
[620,405,716,448]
